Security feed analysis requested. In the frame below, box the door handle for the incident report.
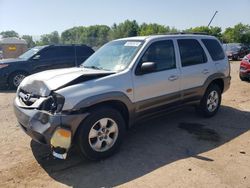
[202,69,210,74]
[168,75,179,81]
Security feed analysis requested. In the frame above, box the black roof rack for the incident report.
[151,32,209,36]
[171,32,208,35]
[49,44,89,46]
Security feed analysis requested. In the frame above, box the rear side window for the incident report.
[140,40,176,71]
[76,46,94,57]
[178,39,207,67]
[75,46,94,65]
[40,46,74,60]
[202,39,225,61]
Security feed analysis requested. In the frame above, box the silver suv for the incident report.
[14,34,231,160]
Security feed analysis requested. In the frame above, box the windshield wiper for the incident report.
[83,65,102,70]
[83,65,110,71]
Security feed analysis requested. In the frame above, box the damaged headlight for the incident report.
[54,93,65,113]
[39,93,65,113]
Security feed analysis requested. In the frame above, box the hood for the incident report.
[19,67,114,96]
[0,58,25,64]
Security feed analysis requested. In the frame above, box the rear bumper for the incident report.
[14,98,89,145]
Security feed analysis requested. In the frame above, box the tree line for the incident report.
[1,20,250,48]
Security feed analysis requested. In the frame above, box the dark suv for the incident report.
[223,43,249,61]
[0,45,94,88]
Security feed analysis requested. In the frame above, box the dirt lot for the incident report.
[0,61,249,188]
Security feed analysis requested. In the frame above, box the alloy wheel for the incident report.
[88,118,119,152]
[207,90,219,112]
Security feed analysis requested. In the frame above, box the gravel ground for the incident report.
[0,61,249,188]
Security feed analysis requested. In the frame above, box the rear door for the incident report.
[177,39,215,100]
[201,39,229,76]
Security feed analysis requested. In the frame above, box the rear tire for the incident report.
[196,84,222,117]
[240,75,248,81]
[76,106,126,160]
[232,55,239,61]
[8,72,27,89]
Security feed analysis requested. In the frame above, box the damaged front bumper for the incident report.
[14,98,89,159]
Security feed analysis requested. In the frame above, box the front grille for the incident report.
[18,89,40,106]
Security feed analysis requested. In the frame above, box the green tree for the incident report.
[222,23,250,43]
[109,20,139,39]
[0,30,19,38]
[49,31,60,44]
[185,26,222,39]
[61,25,110,47]
[36,31,60,45]
[40,34,50,45]
[139,23,178,35]
[61,26,86,44]
[80,25,110,47]
[22,35,35,48]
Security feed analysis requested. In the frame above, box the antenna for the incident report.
[208,11,218,27]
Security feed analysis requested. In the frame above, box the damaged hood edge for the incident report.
[19,67,115,96]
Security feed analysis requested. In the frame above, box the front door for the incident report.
[132,40,181,112]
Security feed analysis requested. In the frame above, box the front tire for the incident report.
[196,84,222,117]
[8,72,27,89]
[76,107,126,160]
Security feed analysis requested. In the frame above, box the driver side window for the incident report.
[140,40,176,72]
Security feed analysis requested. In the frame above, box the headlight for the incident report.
[53,93,65,113]
[39,93,65,113]
[0,64,8,69]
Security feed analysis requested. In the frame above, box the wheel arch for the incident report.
[208,78,224,93]
[203,73,227,94]
[72,98,132,146]
[73,92,135,129]
[87,100,130,128]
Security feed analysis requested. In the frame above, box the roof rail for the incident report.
[166,32,209,35]
[150,32,209,36]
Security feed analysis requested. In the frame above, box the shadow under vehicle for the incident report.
[31,105,250,188]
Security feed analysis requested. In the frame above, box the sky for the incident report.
[0,0,250,37]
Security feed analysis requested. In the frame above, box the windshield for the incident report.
[18,46,45,59]
[81,40,144,71]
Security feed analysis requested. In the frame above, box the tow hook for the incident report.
[50,128,72,159]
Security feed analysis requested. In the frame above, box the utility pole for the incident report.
[208,11,218,27]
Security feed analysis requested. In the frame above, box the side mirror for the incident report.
[33,54,40,60]
[137,62,156,75]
